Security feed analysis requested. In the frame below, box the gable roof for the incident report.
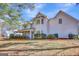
[32,12,47,21]
[36,12,47,18]
[49,10,79,21]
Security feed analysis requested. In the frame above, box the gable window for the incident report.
[59,18,62,24]
[41,19,44,24]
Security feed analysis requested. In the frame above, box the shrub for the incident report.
[34,33,46,39]
[78,35,79,39]
[68,34,74,39]
[73,35,79,40]
[54,34,58,38]
[9,34,14,39]
[9,34,28,39]
[47,34,56,39]
[16,35,27,39]
[41,33,47,39]
[34,33,40,39]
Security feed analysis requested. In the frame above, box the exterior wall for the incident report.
[49,12,78,38]
[1,24,11,37]
[21,11,79,39]
[33,17,48,35]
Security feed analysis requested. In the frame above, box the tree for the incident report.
[0,3,35,30]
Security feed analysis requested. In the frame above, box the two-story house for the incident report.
[16,10,79,39]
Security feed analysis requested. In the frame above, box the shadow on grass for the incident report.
[0,42,37,48]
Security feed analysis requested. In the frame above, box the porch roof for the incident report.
[15,29,34,33]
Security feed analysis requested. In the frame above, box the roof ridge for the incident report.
[36,12,47,17]
[49,10,78,21]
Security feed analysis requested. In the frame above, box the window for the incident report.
[59,18,62,24]
[36,20,40,24]
[41,19,44,24]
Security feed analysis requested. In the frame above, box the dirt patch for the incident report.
[0,40,79,56]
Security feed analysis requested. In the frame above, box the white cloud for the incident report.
[58,3,76,7]
[35,4,45,9]
[64,3,76,7]
[44,3,76,18]
[56,3,76,12]
[24,3,76,20]
[25,4,46,18]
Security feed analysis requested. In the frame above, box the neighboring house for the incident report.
[11,10,79,39]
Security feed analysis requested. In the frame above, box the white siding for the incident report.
[49,12,78,38]
[33,18,48,35]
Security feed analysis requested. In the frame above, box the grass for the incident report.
[0,39,79,55]
[47,43,65,47]
[0,41,37,48]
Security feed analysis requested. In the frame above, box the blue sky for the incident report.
[21,3,79,21]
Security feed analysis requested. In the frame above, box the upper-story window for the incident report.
[59,18,62,24]
[36,20,40,24]
[34,18,40,24]
[41,19,44,24]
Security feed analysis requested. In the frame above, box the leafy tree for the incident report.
[0,3,35,30]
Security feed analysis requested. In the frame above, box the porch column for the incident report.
[33,33,34,39]
[29,30,32,39]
